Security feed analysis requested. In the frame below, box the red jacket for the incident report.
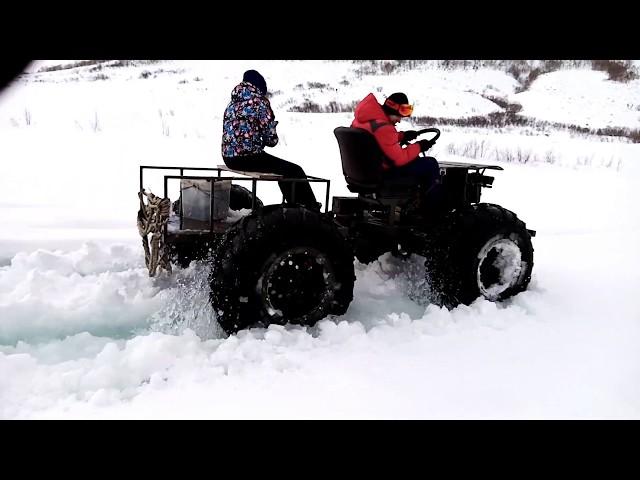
[351,93,421,169]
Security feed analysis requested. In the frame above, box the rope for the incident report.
[137,189,172,277]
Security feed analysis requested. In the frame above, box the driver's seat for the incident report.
[333,127,420,199]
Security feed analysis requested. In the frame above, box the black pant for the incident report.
[223,153,318,207]
[383,156,444,215]
[382,156,440,187]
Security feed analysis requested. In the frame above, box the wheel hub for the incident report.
[259,247,335,321]
[477,236,523,300]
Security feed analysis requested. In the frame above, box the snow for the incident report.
[0,60,639,419]
[514,69,640,128]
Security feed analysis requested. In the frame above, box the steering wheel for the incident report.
[415,127,441,142]
[400,127,441,147]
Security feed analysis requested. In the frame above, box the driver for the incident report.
[351,92,441,207]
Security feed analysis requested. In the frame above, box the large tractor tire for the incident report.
[210,206,355,334]
[423,203,534,308]
[229,184,264,211]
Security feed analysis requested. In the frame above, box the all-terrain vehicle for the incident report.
[137,127,535,334]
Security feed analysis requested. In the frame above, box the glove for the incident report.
[402,130,418,142]
[418,139,436,152]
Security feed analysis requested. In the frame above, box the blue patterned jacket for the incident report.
[222,81,278,157]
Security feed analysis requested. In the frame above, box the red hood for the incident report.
[353,93,391,124]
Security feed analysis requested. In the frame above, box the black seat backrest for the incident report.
[334,127,390,190]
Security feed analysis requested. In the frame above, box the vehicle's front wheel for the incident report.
[423,203,534,307]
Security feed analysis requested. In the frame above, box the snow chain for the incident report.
[137,190,172,277]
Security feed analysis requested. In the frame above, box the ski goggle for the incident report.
[384,98,414,117]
